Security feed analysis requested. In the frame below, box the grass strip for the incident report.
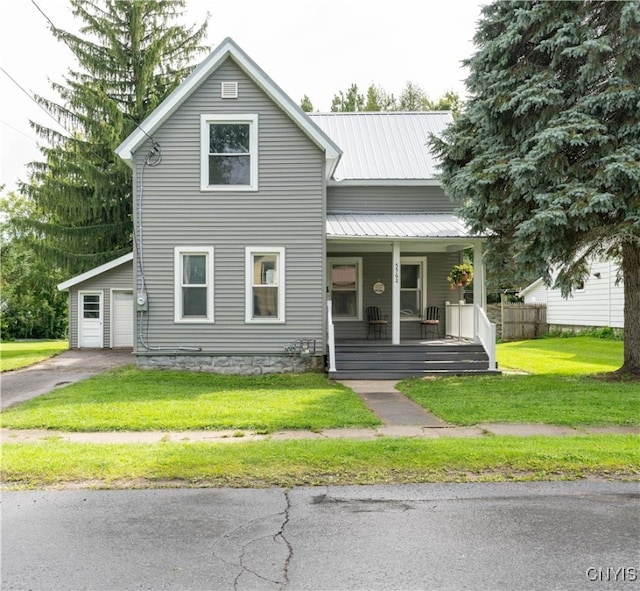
[398,374,640,426]
[2,435,638,489]
[0,369,381,432]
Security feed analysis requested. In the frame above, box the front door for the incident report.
[79,292,103,348]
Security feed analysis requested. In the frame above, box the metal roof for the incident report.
[326,213,471,239]
[309,111,452,182]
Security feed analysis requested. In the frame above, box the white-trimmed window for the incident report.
[245,247,285,323]
[328,257,362,321]
[400,257,427,320]
[201,114,258,191]
[174,247,214,323]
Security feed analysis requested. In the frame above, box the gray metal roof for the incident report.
[308,111,452,182]
[326,213,471,239]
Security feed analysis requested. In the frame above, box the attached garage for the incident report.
[58,253,134,349]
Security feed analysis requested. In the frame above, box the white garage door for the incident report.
[112,291,134,347]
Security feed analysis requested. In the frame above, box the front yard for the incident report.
[0,371,380,432]
[1,336,638,488]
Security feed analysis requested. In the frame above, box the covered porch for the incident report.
[325,213,497,378]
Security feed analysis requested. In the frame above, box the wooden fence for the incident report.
[501,303,548,341]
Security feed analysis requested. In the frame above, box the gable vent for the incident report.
[221,81,239,99]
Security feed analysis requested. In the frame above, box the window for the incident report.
[246,247,285,323]
[328,258,362,321]
[174,247,214,323]
[201,114,258,191]
[82,294,100,319]
[400,257,426,319]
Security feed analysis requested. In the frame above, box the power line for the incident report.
[0,67,70,138]
[0,119,37,142]
[31,0,58,32]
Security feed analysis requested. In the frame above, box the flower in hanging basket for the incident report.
[447,263,474,290]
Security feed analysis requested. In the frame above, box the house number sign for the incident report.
[373,281,385,294]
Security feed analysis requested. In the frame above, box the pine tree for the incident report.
[330,84,365,112]
[432,0,640,376]
[22,0,208,274]
[300,95,314,112]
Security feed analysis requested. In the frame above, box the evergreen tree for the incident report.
[300,95,314,112]
[330,83,365,112]
[432,0,640,375]
[22,0,208,274]
[363,84,396,111]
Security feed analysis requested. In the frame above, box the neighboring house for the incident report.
[58,37,496,377]
[520,258,624,330]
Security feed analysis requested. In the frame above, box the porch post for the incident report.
[473,240,485,343]
[473,240,486,309]
[392,241,400,344]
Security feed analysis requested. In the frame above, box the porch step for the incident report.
[329,342,499,380]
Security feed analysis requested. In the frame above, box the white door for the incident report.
[112,291,134,347]
[79,292,103,348]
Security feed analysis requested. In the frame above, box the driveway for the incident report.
[1,349,134,410]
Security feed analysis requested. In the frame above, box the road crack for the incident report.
[211,490,293,590]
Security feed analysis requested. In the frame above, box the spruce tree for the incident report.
[432,1,640,375]
[23,0,208,274]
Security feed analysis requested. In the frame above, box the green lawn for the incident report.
[0,340,68,372]
[2,335,638,489]
[497,336,624,375]
[2,435,637,488]
[398,336,639,426]
[0,369,381,432]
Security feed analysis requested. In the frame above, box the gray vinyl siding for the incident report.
[330,251,460,341]
[68,262,133,348]
[327,185,454,213]
[132,57,326,354]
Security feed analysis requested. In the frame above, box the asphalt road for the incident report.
[2,481,639,590]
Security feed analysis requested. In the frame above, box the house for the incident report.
[58,37,497,378]
[519,258,624,332]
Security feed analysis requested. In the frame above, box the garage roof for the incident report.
[57,253,133,291]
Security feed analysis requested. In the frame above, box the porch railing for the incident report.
[445,301,474,340]
[446,301,497,371]
[475,304,497,371]
[327,300,336,373]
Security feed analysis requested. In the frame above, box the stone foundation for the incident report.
[136,353,324,374]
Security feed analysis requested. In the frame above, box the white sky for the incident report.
[0,0,483,192]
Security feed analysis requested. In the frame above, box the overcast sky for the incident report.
[0,0,484,192]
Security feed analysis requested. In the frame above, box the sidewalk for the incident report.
[2,379,637,443]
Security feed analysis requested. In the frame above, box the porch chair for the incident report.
[366,306,388,340]
[420,306,440,339]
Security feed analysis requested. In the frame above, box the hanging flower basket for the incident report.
[447,263,473,290]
